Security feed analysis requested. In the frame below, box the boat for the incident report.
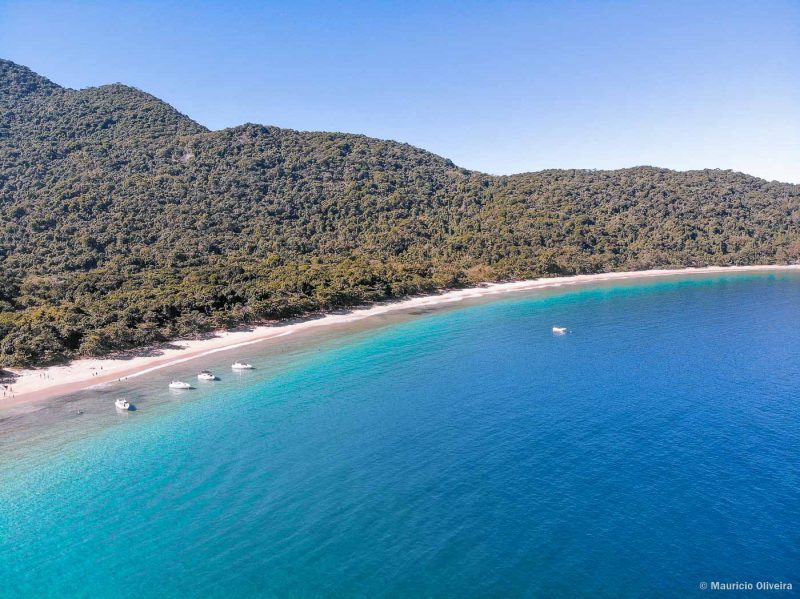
[115,398,131,411]
[231,362,254,370]
[552,326,567,335]
[197,370,217,381]
[168,381,193,390]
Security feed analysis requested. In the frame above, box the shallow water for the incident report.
[2,274,799,597]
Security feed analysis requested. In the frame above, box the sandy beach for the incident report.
[2,265,798,408]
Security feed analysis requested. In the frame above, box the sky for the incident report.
[1,0,798,183]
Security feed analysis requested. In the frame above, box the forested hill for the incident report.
[1,59,799,367]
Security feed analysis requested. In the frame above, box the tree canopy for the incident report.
[2,59,799,367]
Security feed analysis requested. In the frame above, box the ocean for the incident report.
[1,273,799,597]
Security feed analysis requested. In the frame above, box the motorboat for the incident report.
[231,362,254,370]
[552,326,567,335]
[115,398,131,411]
[169,381,193,390]
[197,370,217,381]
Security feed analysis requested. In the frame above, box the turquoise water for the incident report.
[2,274,800,597]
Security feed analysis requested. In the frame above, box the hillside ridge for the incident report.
[3,59,788,183]
[1,59,799,366]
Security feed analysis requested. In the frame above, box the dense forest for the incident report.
[2,59,799,367]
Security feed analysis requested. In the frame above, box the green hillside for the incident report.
[1,59,799,366]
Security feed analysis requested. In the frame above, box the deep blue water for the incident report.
[2,274,800,598]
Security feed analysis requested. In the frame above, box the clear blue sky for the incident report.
[1,0,798,182]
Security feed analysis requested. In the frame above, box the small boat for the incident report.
[231,362,254,370]
[115,398,131,411]
[169,381,192,390]
[197,370,217,381]
[552,326,567,335]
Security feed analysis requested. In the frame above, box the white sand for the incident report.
[3,265,797,407]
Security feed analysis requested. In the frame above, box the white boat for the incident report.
[115,398,131,411]
[169,381,192,390]
[197,370,217,381]
[552,326,567,335]
[231,362,254,370]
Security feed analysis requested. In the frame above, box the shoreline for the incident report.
[3,265,798,408]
